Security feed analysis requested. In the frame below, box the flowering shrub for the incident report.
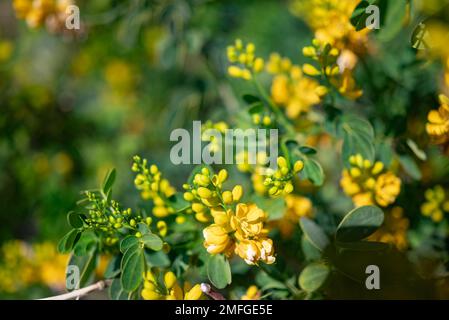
[2,0,449,300]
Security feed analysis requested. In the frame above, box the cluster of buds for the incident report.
[13,0,83,35]
[340,154,401,207]
[263,156,304,196]
[203,203,275,265]
[251,113,273,127]
[83,191,134,245]
[421,185,449,222]
[426,94,449,145]
[132,156,176,218]
[141,270,202,300]
[183,168,243,222]
[302,39,362,100]
[227,39,264,80]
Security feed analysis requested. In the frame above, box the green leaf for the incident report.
[207,254,232,289]
[337,115,375,166]
[58,229,81,254]
[137,223,151,235]
[121,243,142,271]
[66,245,98,289]
[121,248,145,292]
[411,21,430,50]
[298,262,330,292]
[377,0,408,42]
[399,154,422,180]
[336,205,384,243]
[142,233,163,251]
[73,232,97,256]
[104,256,122,279]
[145,251,170,268]
[67,211,84,229]
[251,195,286,221]
[350,0,376,31]
[109,278,129,300]
[299,146,317,155]
[120,236,139,253]
[248,102,264,115]
[242,94,261,104]
[299,218,330,252]
[102,168,116,195]
[302,158,325,186]
[336,241,389,251]
[301,235,322,261]
[167,193,190,212]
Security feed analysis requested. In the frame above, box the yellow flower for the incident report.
[276,195,313,238]
[141,270,202,300]
[231,203,268,241]
[235,238,275,265]
[421,185,449,222]
[426,94,449,145]
[374,172,402,207]
[242,285,261,300]
[203,225,234,255]
[340,155,401,207]
[271,62,325,119]
[368,207,409,250]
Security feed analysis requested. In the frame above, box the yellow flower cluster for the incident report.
[183,167,242,222]
[132,156,176,218]
[227,39,265,80]
[241,285,261,300]
[368,207,409,251]
[268,53,327,118]
[13,0,74,29]
[289,0,369,53]
[302,39,363,100]
[141,270,202,300]
[203,203,275,265]
[275,195,313,238]
[426,94,449,145]
[0,241,68,293]
[340,154,401,207]
[263,156,304,196]
[421,185,449,222]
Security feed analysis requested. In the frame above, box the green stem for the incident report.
[252,76,296,136]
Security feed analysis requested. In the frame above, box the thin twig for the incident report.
[39,280,112,300]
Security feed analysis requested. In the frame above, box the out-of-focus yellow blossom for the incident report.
[241,285,261,300]
[368,207,409,251]
[203,203,275,265]
[227,39,265,80]
[183,168,244,223]
[421,185,449,222]
[13,0,75,30]
[263,157,304,196]
[201,120,229,153]
[104,59,137,94]
[303,39,363,100]
[132,156,176,218]
[0,40,13,62]
[0,241,68,294]
[340,154,401,207]
[141,270,203,300]
[426,94,449,145]
[268,53,327,118]
[275,195,313,238]
[289,0,370,54]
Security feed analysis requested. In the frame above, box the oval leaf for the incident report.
[207,254,232,289]
[142,233,163,251]
[299,218,330,252]
[121,249,144,292]
[336,205,384,243]
[299,262,330,292]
